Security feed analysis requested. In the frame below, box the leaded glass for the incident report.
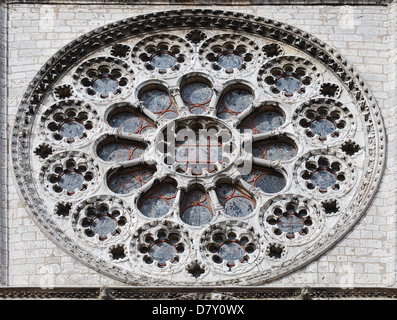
[218,241,245,263]
[151,53,177,72]
[242,167,286,194]
[174,129,222,175]
[91,76,119,97]
[253,111,284,133]
[90,215,118,239]
[277,214,304,238]
[148,241,177,264]
[239,109,284,134]
[216,183,255,217]
[58,170,84,193]
[252,141,297,161]
[98,142,145,162]
[275,75,302,95]
[181,82,213,114]
[108,168,155,194]
[217,52,243,72]
[59,120,85,141]
[138,183,177,218]
[310,118,336,138]
[217,89,253,119]
[108,111,155,134]
[310,169,337,191]
[180,189,213,226]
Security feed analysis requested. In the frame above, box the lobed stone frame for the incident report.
[11,9,385,285]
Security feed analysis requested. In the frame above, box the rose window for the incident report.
[14,10,385,285]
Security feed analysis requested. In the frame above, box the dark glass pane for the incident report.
[180,188,213,226]
[98,142,145,162]
[242,168,286,194]
[149,241,176,264]
[253,141,297,161]
[151,53,176,71]
[108,112,141,133]
[277,214,304,238]
[90,215,118,239]
[216,183,255,218]
[141,89,172,113]
[218,53,243,71]
[108,111,155,134]
[108,168,155,194]
[224,197,255,218]
[218,241,245,263]
[253,111,284,133]
[275,75,301,95]
[310,169,336,190]
[174,129,222,175]
[217,89,253,119]
[92,76,119,96]
[59,120,85,141]
[181,82,212,114]
[310,118,336,138]
[138,183,177,218]
[223,90,253,113]
[58,171,84,193]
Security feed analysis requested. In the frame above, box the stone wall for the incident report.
[0,0,9,286]
[2,1,396,287]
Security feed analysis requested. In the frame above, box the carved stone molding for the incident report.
[0,287,396,300]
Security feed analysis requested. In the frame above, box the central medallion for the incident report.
[156,116,239,177]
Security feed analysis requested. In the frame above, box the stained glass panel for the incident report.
[252,141,297,161]
[217,52,243,72]
[310,118,336,138]
[151,53,177,72]
[90,215,118,239]
[180,188,213,226]
[98,142,145,162]
[310,169,336,191]
[59,120,85,141]
[58,170,84,193]
[218,241,245,263]
[239,109,284,134]
[108,111,155,134]
[275,75,302,95]
[181,83,213,114]
[217,89,253,119]
[277,214,304,238]
[108,167,155,194]
[216,183,255,217]
[138,183,177,218]
[148,241,176,264]
[92,76,119,97]
[242,167,286,194]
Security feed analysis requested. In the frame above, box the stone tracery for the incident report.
[12,9,385,285]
